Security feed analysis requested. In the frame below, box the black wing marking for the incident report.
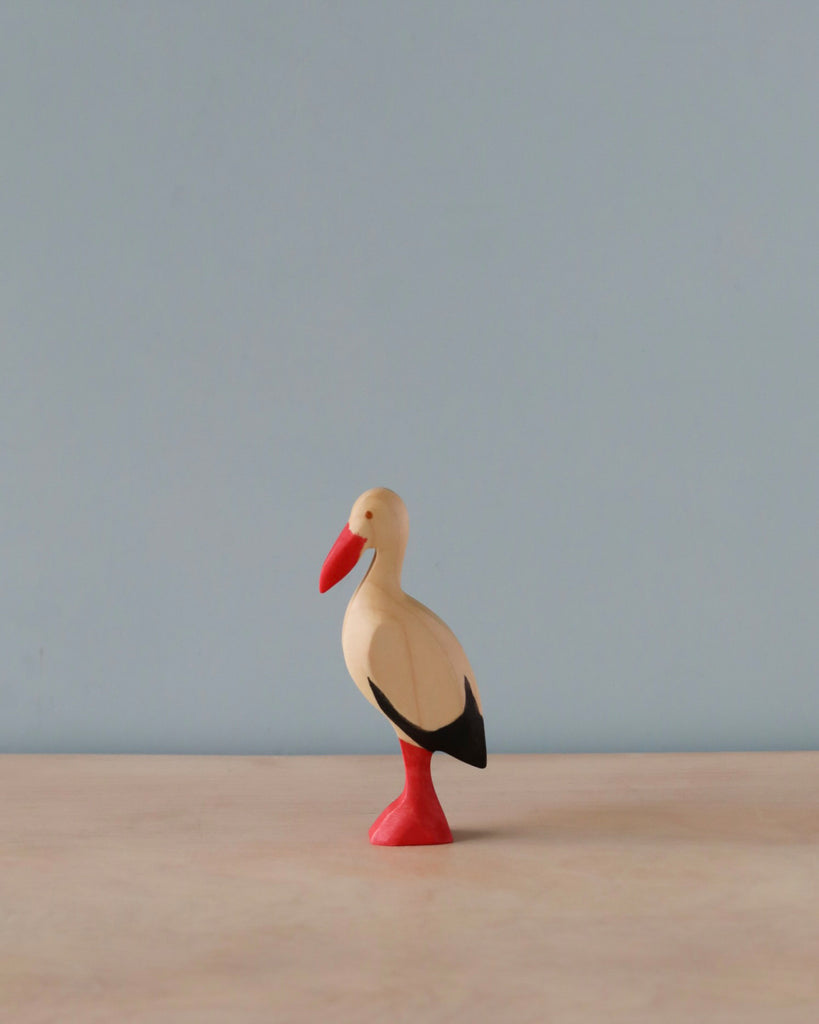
[368,676,487,769]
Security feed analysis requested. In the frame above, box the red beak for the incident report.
[319,524,367,593]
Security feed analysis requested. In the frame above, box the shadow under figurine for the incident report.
[320,487,486,846]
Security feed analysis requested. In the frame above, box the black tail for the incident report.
[368,676,487,769]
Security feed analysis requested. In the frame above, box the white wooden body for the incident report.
[322,488,484,755]
[342,571,481,743]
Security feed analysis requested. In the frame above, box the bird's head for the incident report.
[319,487,408,593]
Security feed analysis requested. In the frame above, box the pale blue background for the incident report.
[2,3,817,754]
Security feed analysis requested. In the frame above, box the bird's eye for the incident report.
[365,510,373,519]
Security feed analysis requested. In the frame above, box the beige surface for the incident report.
[1,753,817,1023]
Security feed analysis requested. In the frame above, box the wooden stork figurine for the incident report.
[319,488,486,845]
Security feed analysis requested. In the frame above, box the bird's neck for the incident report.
[365,546,405,595]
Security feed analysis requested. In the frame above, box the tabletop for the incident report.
[1,752,817,1023]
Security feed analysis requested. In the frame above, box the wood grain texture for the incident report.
[324,488,484,744]
[1,753,818,1023]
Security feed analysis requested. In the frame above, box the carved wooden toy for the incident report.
[320,488,486,845]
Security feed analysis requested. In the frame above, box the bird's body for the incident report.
[320,488,486,844]
[343,573,484,753]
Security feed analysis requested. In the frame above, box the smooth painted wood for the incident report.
[1,752,818,1023]
[325,488,484,740]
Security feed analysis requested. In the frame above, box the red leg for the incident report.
[368,740,453,846]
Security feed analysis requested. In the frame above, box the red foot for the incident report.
[369,741,453,846]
